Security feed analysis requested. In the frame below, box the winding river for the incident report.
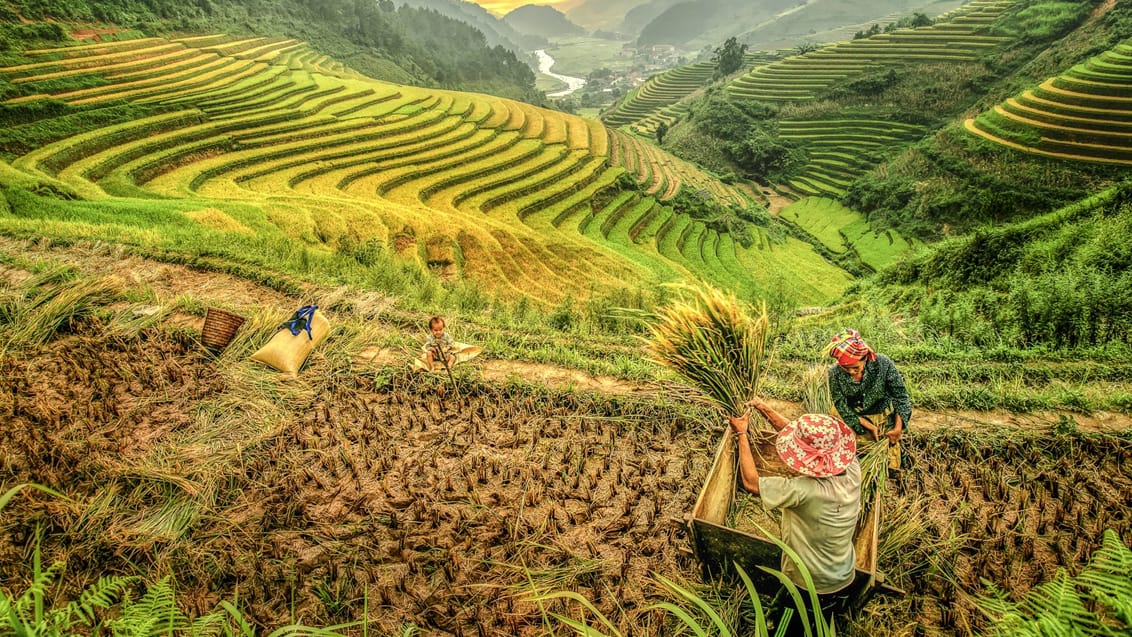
[535,49,586,98]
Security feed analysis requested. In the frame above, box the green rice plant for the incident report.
[873,493,969,587]
[645,284,769,420]
[856,439,890,517]
[800,364,832,414]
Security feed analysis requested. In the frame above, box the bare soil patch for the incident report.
[69,28,128,41]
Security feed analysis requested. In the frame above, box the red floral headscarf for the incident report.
[776,413,857,477]
[827,328,876,367]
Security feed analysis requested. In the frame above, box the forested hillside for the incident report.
[0,0,541,101]
[396,0,547,56]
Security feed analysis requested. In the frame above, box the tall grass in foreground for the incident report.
[646,284,769,420]
[530,524,834,637]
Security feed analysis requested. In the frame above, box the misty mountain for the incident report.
[503,4,586,39]
[630,0,961,49]
[636,0,798,47]
[734,0,964,50]
[564,0,653,32]
[621,0,684,35]
[396,0,548,52]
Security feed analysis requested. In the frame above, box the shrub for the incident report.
[548,295,577,331]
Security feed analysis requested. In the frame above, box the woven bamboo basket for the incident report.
[202,307,245,351]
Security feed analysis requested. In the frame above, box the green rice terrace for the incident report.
[601,53,776,137]
[725,0,1015,105]
[967,37,1132,166]
[0,33,849,307]
[601,0,1029,200]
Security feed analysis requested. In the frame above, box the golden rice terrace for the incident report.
[0,34,852,304]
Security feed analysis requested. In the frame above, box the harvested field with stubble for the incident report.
[0,319,719,635]
[1,318,1130,635]
[0,246,1130,635]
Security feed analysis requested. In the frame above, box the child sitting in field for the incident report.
[413,316,482,372]
[423,316,456,371]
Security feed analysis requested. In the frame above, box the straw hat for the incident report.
[776,413,857,478]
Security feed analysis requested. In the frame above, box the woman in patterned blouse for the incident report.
[826,329,912,446]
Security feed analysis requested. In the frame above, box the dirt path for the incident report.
[764,187,800,216]
[1092,0,1116,18]
[5,237,1131,434]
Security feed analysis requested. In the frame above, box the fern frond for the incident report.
[1017,570,1101,632]
[67,574,138,626]
[13,560,65,614]
[1077,529,1132,628]
[188,608,229,637]
[108,577,188,637]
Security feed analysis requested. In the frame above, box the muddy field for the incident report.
[1,323,1130,636]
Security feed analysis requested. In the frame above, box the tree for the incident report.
[712,37,748,78]
[910,12,932,27]
[655,121,669,144]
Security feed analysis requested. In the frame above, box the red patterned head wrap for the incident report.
[827,329,876,366]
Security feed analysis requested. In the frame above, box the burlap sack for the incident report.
[251,309,330,376]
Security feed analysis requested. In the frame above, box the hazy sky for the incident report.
[467,0,575,16]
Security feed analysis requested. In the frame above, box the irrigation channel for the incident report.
[536,49,586,97]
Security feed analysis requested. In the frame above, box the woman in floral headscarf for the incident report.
[826,329,911,450]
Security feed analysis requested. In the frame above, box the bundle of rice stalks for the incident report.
[646,285,769,419]
[800,364,832,414]
[1,272,123,353]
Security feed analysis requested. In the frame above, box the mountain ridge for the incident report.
[503,4,586,38]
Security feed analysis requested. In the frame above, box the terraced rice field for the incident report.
[779,197,915,271]
[726,0,1015,103]
[966,38,1132,166]
[779,119,927,197]
[602,53,775,135]
[0,34,854,305]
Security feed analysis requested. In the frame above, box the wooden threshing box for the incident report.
[688,428,882,603]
